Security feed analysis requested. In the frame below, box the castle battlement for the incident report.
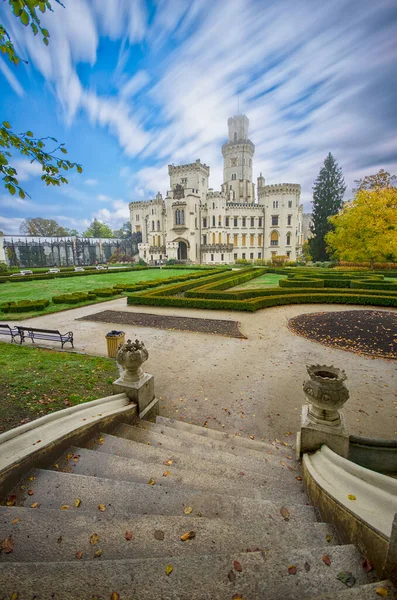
[258,183,301,195]
[129,198,164,209]
[168,159,210,176]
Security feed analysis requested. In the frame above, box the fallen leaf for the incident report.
[98,504,106,512]
[228,569,236,583]
[347,494,356,501]
[73,455,80,462]
[110,594,120,600]
[322,555,331,566]
[125,531,133,541]
[11,517,20,525]
[154,530,165,541]
[148,478,155,486]
[163,471,171,477]
[180,531,196,541]
[286,564,297,575]
[164,460,173,465]
[295,476,303,481]
[184,506,193,515]
[75,499,81,508]
[61,505,70,510]
[337,571,356,587]
[6,495,17,506]
[376,587,389,597]
[232,595,244,600]
[98,438,104,444]
[233,560,242,572]
[165,563,173,576]
[28,476,36,481]
[30,502,39,508]
[304,562,310,572]
[326,535,332,543]
[250,436,255,440]
[10,594,18,600]
[362,558,373,573]
[27,490,34,496]
[94,548,103,558]
[76,551,83,559]
[280,507,290,521]
[1,536,14,554]
[90,533,99,545]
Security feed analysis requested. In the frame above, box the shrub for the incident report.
[1,299,50,312]
[279,278,325,288]
[0,263,8,274]
[52,292,95,304]
[92,288,120,297]
[137,258,147,266]
[350,280,397,291]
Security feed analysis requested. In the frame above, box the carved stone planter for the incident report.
[297,364,350,458]
[112,339,158,419]
[303,365,349,426]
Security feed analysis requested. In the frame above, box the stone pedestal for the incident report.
[297,404,349,457]
[113,372,155,414]
[112,338,158,418]
[297,364,350,458]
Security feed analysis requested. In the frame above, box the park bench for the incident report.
[17,327,74,349]
[0,323,23,343]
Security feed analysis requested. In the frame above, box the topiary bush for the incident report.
[1,299,50,313]
[52,292,96,304]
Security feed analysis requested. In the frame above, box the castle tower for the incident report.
[221,114,255,203]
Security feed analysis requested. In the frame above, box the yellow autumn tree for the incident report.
[325,187,397,269]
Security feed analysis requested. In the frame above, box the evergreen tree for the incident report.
[309,153,346,261]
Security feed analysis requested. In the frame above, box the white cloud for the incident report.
[12,159,43,182]
[84,179,98,186]
[119,70,150,98]
[0,195,33,210]
[94,199,130,229]
[0,56,24,97]
[97,194,112,202]
[0,216,25,235]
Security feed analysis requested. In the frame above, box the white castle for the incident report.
[129,114,303,264]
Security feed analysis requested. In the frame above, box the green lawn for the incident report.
[0,343,119,434]
[231,273,287,290]
[0,268,196,320]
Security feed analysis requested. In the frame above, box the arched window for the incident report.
[231,173,237,181]
[181,209,185,225]
[271,231,279,246]
[286,233,291,246]
[234,132,237,142]
[218,232,222,244]
[152,221,155,231]
[157,220,160,231]
[175,210,180,225]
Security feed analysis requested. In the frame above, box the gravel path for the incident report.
[5,299,396,444]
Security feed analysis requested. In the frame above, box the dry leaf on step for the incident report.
[180,531,196,541]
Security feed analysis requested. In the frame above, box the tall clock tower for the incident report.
[221,114,255,203]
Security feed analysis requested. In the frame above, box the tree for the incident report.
[66,228,80,237]
[20,217,70,236]
[325,187,397,269]
[309,153,346,261]
[353,169,396,193]
[83,219,113,238]
[302,240,312,261]
[113,220,132,239]
[1,1,82,198]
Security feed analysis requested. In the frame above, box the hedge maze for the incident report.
[126,268,397,312]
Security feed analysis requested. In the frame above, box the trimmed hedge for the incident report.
[280,278,324,288]
[350,280,397,291]
[0,267,134,284]
[1,299,50,313]
[52,292,97,304]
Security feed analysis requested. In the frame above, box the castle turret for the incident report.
[221,115,255,203]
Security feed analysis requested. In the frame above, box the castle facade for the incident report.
[129,114,303,264]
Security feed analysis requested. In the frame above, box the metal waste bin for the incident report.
[105,330,125,358]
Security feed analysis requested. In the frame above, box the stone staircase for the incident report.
[0,416,394,599]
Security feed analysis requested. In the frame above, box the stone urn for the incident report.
[303,364,349,426]
[116,339,148,384]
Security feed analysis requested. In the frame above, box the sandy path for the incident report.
[6,299,397,444]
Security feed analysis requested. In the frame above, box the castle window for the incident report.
[225,216,229,227]
[258,217,263,227]
[211,254,214,262]
[231,173,237,181]
[152,208,154,215]
[242,234,247,246]
[258,252,262,259]
[181,178,187,186]
[258,234,263,246]
[181,210,185,225]
[157,220,160,231]
[212,215,215,227]
[273,200,279,209]
[203,217,207,228]
[195,217,197,229]
[218,215,222,226]
[287,251,291,258]
[287,215,292,226]
[250,234,255,247]
[242,217,246,227]
[288,200,292,208]
[286,233,291,246]
[272,215,279,226]
[234,253,238,260]
[152,221,155,231]
[271,231,279,246]
[212,233,216,244]
[218,233,222,244]
[136,214,139,222]
[203,234,207,245]
[242,253,246,259]
[250,217,255,227]
[221,254,224,261]
[213,202,215,209]
[233,217,238,227]
[233,234,238,246]
[250,252,254,260]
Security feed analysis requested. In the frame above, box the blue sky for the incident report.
[1,0,397,235]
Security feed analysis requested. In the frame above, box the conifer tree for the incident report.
[309,153,346,261]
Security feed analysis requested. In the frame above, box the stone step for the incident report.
[0,546,375,600]
[9,469,316,522]
[136,420,294,462]
[54,446,306,502]
[89,432,302,487]
[0,506,339,563]
[155,415,281,453]
[114,422,297,479]
[307,581,395,599]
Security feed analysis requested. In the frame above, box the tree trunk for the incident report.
[370,258,375,270]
